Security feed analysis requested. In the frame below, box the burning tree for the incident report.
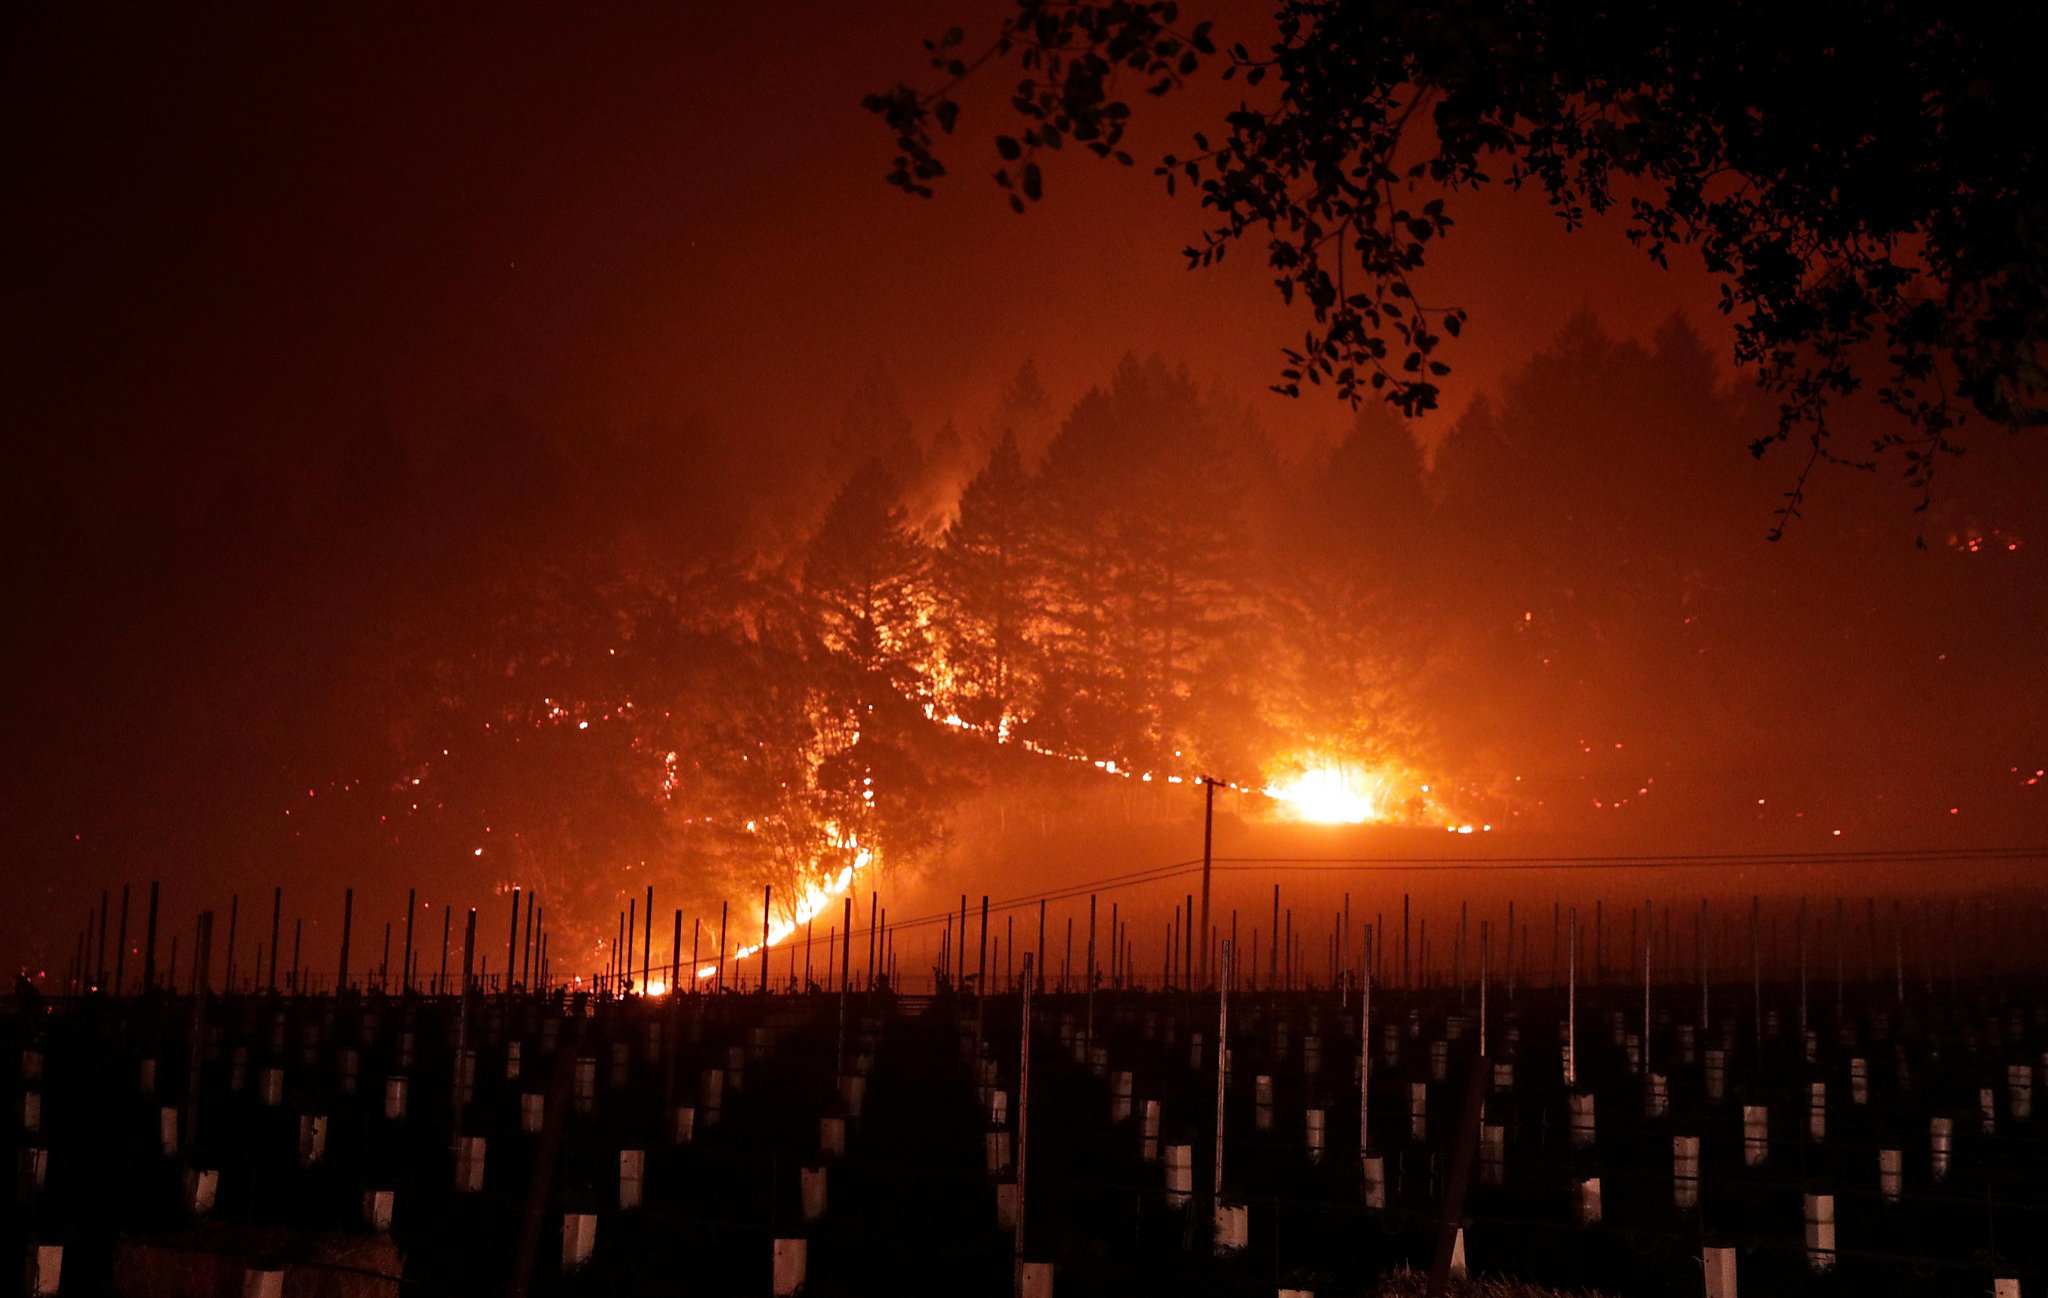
[361,353,1467,967]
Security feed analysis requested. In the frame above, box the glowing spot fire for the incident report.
[1264,765,1381,825]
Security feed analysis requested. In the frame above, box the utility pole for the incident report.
[1199,776,1220,989]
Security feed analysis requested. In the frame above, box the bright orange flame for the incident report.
[1264,765,1381,824]
[696,828,872,981]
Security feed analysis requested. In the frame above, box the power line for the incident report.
[752,844,2048,956]
[1214,845,2046,870]
[816,859,1206,941]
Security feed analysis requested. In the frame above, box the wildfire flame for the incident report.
[1263,764,1383,825]
[695,828,872,981]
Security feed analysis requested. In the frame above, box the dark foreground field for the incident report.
[8,967,2048,1296]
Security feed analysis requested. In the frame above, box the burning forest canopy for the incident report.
[16,323,2042,979]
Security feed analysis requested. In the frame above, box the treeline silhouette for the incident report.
[348,315,2042,933]
[11,314,2039,964]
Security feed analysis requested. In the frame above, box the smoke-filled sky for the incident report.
[6,2,2043,982]
[8,0,1739,502]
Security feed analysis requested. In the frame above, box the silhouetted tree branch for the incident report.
[868,0,2047,530]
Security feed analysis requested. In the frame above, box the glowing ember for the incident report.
[1264,765,1381,824]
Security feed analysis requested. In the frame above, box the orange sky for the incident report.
[8,0,1733,519]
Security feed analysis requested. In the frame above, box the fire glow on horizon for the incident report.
[676,753,1458,983]
[522,685,1468,983]
[669,756,1456,983]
